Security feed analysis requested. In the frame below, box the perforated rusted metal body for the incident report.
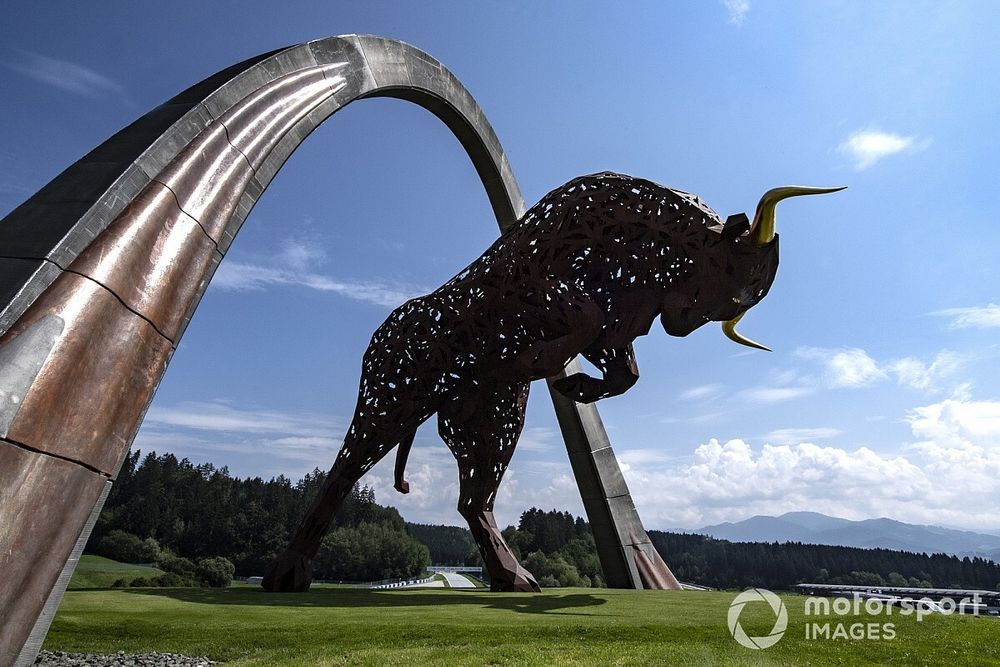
[263,172,781,592]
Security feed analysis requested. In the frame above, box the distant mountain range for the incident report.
[689,512,1000,561]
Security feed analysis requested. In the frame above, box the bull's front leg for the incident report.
[551,344,639,403]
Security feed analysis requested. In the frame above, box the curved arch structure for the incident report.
[0,35,672,665]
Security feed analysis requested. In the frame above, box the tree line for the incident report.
[648,530,1000,591]
[90,451,428,583]
[92,452,1000,590]
[422,509,1000,590]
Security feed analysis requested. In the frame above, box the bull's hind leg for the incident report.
[438,381,540,592]
[262,410,428,592]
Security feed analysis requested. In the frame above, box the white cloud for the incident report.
[357,434,587,528]
[135,399,581,528]
[625,438,932,528]
[213,238,426,307]
[6,51,129,101]
[618,390,1000,531]
[737,386,815,403]
[797,346,963,394]
[723,0,750,25]
[763,427,842,443]
[797,346,886,387]
[144,400,342,437]
[888,351,964,392]
[838,129,930,170]
[135,389,1000,532]
[679,383,724,401]
[906,395,1000,449]
[515,426,560,452]
[933,304,1000,329]
[134,401,347,479]
[276,238,326,272]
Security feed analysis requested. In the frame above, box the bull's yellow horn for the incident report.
[721,312,771,352]
[750,185,846,245]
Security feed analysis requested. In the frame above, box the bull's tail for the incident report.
[393,430,417,494]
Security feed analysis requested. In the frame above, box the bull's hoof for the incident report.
[491,566,541,593]
[261,549,313,592]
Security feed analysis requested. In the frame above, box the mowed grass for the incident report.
[67,555,165,590]
[44,587,999,666]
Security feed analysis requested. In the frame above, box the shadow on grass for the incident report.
[122,587,607,616]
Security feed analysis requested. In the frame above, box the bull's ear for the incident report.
[722,213,750,239]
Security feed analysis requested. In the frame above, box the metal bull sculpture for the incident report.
[263,171,843,592]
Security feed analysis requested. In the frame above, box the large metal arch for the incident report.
[0,35,667,666]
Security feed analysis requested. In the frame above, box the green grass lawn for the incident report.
[67,555,165,590]
[43,587,999,666]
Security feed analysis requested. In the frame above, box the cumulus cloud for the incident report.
[134,389,1000,531]
[213,238,426,307]
[624,389,1000,530]
[888,352,965,392]
[906,395,1000,449]
[6,51,129,101]
[622,439,931,528]
[723,0,750,25]
[797,346,964,394]
[838,129,930,170]
[932,304,1000,329]
[798,347,886,387]
[599,383,1000,531]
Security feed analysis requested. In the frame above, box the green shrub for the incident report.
[138,537,161,563]
[110,578,128,588]
[130,577,151,587]
[522,551,585,587]
[153,572,195,587]
[313,523,430,582]
[157,553,197,578]
[196,557,235,588]
[97,530,146,563]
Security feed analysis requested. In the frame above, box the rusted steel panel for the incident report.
[1,273,171,474]
[69,182,216,341]
[0,441,107,667]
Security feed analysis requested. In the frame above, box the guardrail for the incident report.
[369,575,436,589]
[427,566,483,574]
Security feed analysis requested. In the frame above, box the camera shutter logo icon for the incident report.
[728,588,788,649]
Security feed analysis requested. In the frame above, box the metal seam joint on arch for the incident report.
[0,34,661,667]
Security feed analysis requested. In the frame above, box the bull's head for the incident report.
[718,185,846,351]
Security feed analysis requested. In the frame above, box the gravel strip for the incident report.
[34,650,217,666]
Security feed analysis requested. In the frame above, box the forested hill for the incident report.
[647,530,1000,591]
[90,451,430,581]
[92,452,1000,590]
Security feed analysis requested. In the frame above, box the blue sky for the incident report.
[3,1,1000,531]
